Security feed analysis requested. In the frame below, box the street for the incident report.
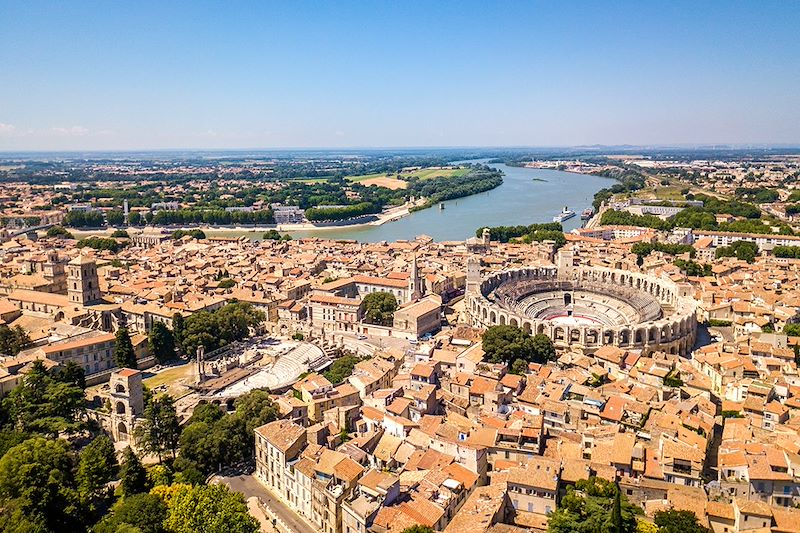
[212,473,317,533]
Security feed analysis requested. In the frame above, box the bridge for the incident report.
[6,223,56,238]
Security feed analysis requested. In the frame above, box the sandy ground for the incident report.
[358,176,407,189]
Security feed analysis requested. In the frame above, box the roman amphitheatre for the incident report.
[468,265,697,355]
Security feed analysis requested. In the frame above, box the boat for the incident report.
[581,207,594,220]
[439,203,445,210]
[553,206,576,222]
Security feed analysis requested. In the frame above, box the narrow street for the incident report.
[212,473,317,533]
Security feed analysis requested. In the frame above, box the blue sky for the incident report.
[1,1,799,150]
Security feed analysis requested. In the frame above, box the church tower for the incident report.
[409,254,423,301]
[43,251,66,293]
[67,255,101,306]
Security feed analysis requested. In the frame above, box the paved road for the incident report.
[214,473,317,533]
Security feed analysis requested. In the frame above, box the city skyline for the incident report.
[2,1,800,151]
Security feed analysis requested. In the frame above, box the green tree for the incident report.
[362,292,398,326]
[120,447,148,497]
[231,389,280,437]
[482,326,555,365]
[77,435,119,508]
[548,477,639,533]
[171,314,185,354]
[106,210,125,226]
[114,327,137,369]
[715,240,759,263]
[134,395,181,463]
[148,322,175,364]
[186,402,224,426]
[2,360,86,436]
[177,390,279,477]
[53,360,86,388]
[653,509,710,533]
[0,436,83,531]
[510,358,528,375]
[0,324,31,357]
[178,302,264,356]
[162,484,258,533]
[323,354,362,384]
[46,225,74,239]
[94,493,167,533]
[401,527,436,533]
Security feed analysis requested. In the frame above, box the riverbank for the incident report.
[67,199,421,240]
[66,163,612,243]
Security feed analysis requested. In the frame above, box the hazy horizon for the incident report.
[2,1,799,151]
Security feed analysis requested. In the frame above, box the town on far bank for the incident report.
[2,148,800,533]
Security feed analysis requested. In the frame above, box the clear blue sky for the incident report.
[1,1,799,150]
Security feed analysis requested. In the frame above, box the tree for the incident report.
[653,509,710,533]
[548,477,639,533]
[46,225,74,239]
[171,313,185,354]
[177,390,279,477]
[2,360,86,436]
[510,358,529,375]
[77,435,118,508]
[178,302,264,356]
[135,395,181,463]
[162,484,259,533]
[106,210,125,226]
[715,240,759,263]
[323,354,362,385]
[120,447,148,497]
[94,493,167,533]
[0,436,83,531]
[482,326,555,365]
[362,292,398,326]
[186,402,224,426]
[0,324,31,357]
[114,327,137,369]
[53,360,86,388]
[148,322,175,364]
[401,527,435,533]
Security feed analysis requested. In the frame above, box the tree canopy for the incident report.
[148,322,176,364]
[362,291,398,326]
[482,326,556,366]
[114,327,137,369]
[0,436,83,532]
[178,302,264,357]
[548,477,640,533]
[159,483,258,533]
[2,361,86,436]
[134,395,181,463]
[0,325,31,357]
[653,509,710,533]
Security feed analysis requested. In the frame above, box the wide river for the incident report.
[280,161,614,242]
[72,161,613,243]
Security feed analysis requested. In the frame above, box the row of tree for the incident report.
[477,222,564,244]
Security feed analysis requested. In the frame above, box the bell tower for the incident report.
[409,254,423,301]
[67,255,101,305]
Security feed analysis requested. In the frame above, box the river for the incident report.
[274,161,613,242]
[70,162,613,243]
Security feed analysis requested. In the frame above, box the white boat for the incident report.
[553,206,576,222]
